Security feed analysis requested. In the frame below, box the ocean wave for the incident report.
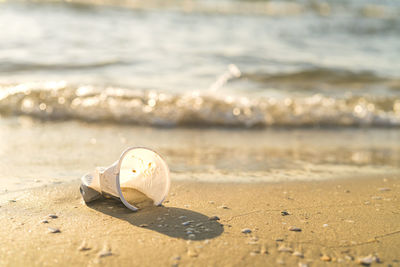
[243,69,400,91]
[0,60,126,73]
[245,69,386,84]
[0,81,399,127]
[7,0,400,19]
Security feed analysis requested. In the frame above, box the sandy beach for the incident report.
[1,174,399,266]
[1,1,400,266]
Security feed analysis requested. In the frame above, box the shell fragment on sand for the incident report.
[98,245,112,258]
[208,216,220,221]
[187,248,198,257]
[241,228,252,234]
[292,251,304,258]
[278,246,293,253]
[321,255,331,261]
[378,188,390,192]
[48,227,61,233]
[356,255,381,265]
[78,241,91,251]
[288,226,302,232]
[260,245,268,254]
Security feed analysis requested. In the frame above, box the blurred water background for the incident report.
[0,0,399,191]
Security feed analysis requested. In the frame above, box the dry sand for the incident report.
[0,175,399,266]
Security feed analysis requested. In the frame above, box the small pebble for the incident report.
[172,255,181,261]
[357,255,379,265]
[78,241,91,251]
[323,224,329,227]
[139,224,148,227]
[48,227,61,233]
[8,200,16,203]
[378,188,390,192]
[179,216,187,219]
[187,248,198,257]
[276,238,284,242]
[241,228,252,234]
[292,251,303,258]
[260,245,268,254]
[344,255,354,261]
[373,256,381,263]
[182,221,192,226]
[288,226,302,232]
[48,214,58,219]
[218,205,229,209]
[247,237,258,244]
[278,246,293,253]
[281,211,290,216]
[188,234,196,239]
[41,220,49,224]
[98,248,112,258]
[208,201,215,204]
[208,216,220,221]
[321,255,331,261]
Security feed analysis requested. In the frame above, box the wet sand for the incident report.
[0,175,399,266]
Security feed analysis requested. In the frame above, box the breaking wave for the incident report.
[0,81,399,127]
[8,0,400,19]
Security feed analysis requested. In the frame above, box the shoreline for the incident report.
[1,175,399,266]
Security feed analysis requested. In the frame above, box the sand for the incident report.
[0,175,399,266]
